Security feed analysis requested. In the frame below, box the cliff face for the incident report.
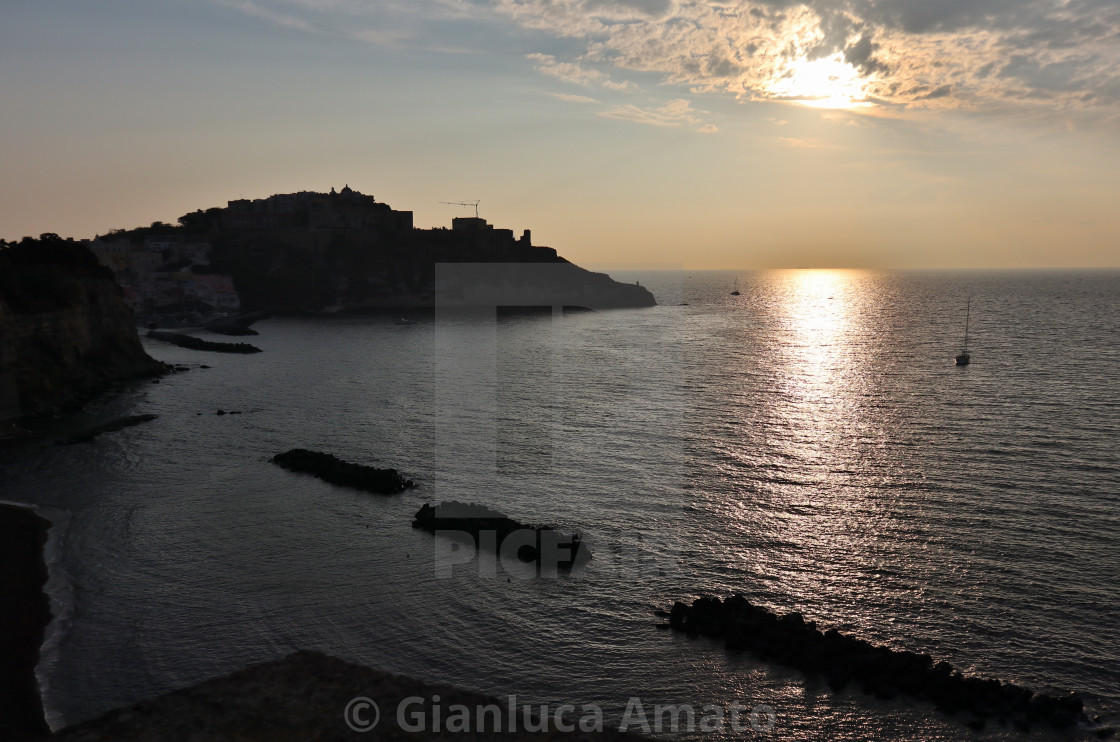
[0,237,165,419]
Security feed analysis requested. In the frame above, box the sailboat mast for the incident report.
[963,297,971,352]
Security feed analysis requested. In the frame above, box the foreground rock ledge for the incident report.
[50,650,650,741]
[0,505,51,742]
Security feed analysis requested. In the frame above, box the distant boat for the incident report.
[394,318,416,326]
[955,298,972,365]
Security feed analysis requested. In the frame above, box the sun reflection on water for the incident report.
[724,270,920,629]
[780,269,854,374]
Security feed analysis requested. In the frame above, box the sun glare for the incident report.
[770,54,872,110]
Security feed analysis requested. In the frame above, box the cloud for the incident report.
[526,53,640,92]
[777,136,844,149]
[917,84,953,100]
[213,0,318,34]
[600,97,714,130]
[602,79,639,91]
[843,32,889,77]
[489,0,1120,112]
[584,0,674,17]
[217,0,1120,113]
[551,92,601,103]
[526,53,606,85]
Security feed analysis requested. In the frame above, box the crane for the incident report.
[440,200,481,219]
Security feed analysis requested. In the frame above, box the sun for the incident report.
[769,53,872,110]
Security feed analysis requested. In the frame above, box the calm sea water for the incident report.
[2,270,1118,740]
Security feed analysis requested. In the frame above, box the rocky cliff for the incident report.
[0,236,165,418]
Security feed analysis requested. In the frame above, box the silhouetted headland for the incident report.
[90,186,656,314]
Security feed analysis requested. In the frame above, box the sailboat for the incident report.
[955,298,972,365]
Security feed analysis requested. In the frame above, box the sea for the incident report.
[1,269,1118,741]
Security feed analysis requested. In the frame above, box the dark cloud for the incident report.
[705,54,745,78]
[843,31,889,76]
[916,84,953,100]
[999,55,1094,92]
[869,0,1021,34]
[584,0,674,17]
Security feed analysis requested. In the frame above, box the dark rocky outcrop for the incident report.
[272,448,414,494]
[49,650,650,740]
[146,331,261,354]
[54,413,158,444]
[0,505,52,742]
[413,501,590,570]
[0,236,165,419]
[661,595,1100,733]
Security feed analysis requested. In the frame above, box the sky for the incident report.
[2,0,1119,269]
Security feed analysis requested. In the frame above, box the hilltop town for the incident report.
[82,186,651,320]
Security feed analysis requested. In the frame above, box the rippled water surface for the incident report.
[2,270,1118,740]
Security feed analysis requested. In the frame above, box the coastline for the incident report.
[0,503,52,741]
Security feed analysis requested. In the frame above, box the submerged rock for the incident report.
[412,501,590,570]
[272,448,414,495]
[661,595,1095,732]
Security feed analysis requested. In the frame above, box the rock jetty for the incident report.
[272,448,414,494]
[147,330,261,353]
[412,501,590,570]
[661,595,1099,734]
